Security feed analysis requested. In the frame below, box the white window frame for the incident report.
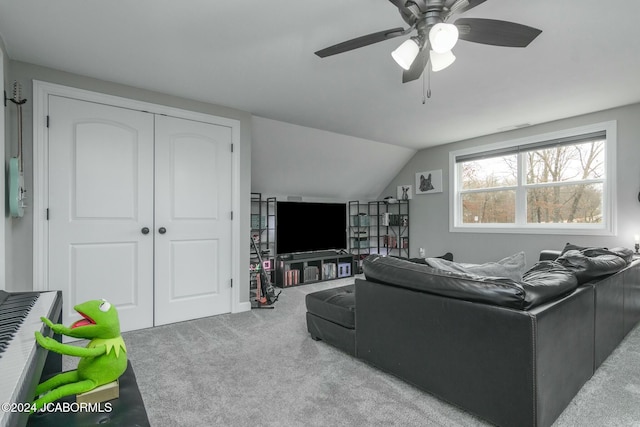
[449,121,617,235]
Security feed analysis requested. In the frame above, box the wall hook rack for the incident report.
[8,81,28,218]
[4,88,27,107]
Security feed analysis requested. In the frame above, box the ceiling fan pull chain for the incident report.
[422,67,432,104]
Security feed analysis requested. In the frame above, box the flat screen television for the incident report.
[276,201,347,255]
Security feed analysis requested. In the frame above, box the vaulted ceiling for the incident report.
[1,0,639,149]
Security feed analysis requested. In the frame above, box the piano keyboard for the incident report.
[0,291,61,427]
[0,293,39,357]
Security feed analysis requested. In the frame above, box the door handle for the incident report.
[141,227,150,235]
[158,227,167,234]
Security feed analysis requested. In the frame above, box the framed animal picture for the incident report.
[415,169,443,194]
[397,185,413,200]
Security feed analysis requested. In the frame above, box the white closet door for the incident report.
[48,96,155,332]
[153,115,233,325]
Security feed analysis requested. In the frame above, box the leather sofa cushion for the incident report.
[610,247,635,263]
[363,255,577,310]
[425,252,526,282]
[305,284,355,329]
[521,261,578,308]
[560,243,634,263]
[404,252,454,264]
[557,249,628,284]
[560,242,592,255]
[539,249,561,261]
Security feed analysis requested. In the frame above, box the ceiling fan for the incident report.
[314,0,542,83]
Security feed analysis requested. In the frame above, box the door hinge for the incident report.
[231,211,234,220]
[46,208,49,220]
[230,143,234,153]
[46,115,50,128]
[230,279,233,288]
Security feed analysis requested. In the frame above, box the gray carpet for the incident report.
[63,276,640,426]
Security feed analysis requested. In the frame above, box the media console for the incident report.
[276,251,355,288]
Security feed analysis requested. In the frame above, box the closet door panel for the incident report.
[172,137,220,219]
[48,96,155,332]
[73,122,138,218]
[154,115,233,325]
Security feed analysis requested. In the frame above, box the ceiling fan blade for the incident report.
[455,18,542,47]
[388,0,420,25]
[402,48,429,83]
[455,0,488,14]
[388,0,406,9]
[315,28,406,58]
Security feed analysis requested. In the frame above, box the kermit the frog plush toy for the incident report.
[33,299,127,410]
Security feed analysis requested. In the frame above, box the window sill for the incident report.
[449,224,615,236]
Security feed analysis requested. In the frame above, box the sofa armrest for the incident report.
[356,278,536,426]
[355,278,594,427]
[539,250,561,261]
[528,285,595,426]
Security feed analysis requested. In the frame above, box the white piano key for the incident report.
[0,291,59,427]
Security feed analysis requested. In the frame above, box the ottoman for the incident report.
[306,284,356,355]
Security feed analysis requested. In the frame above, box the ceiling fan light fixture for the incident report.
[430,49,456,72]
[391,38,420,70]
[429,23,459,53]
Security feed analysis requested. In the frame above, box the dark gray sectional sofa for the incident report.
[306,246,639,427]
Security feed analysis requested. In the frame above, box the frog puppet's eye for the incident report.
[99,299,111,312]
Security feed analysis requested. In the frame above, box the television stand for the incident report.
[276,251,354,287]
[283,250,337,260]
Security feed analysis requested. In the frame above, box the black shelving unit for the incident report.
[348,201,370,273]
[250,193,276,296]
[275,252,354,288]
[368,200,409,258]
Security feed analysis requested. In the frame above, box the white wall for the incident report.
[252,116,416,201]
[380,103,640,268]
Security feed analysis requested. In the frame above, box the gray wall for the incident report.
[380,103,640,268]
[251,116,416,201]
[6,60,252,304]
[1,40,7,289]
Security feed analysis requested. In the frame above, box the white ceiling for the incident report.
[1,0,640,150]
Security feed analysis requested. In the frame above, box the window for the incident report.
[450,121,616,235]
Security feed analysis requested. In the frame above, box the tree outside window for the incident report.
[451,122,614,234]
